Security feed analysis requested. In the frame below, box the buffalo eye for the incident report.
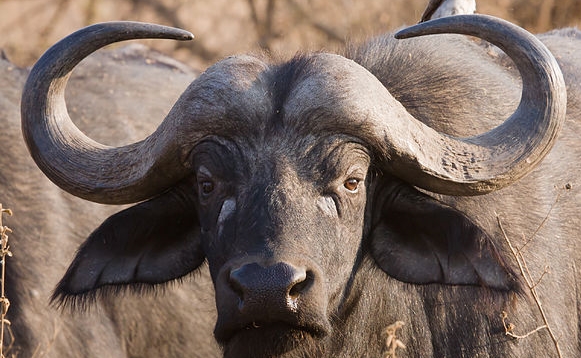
[199,180,215,195]
[343,178,360,192]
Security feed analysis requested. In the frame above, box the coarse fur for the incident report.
[12,19,581,358]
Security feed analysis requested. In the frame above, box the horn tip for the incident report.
[178,31,194,41]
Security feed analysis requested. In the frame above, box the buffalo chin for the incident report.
[221,323,325,358]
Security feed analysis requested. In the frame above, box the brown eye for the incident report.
[343,178,359,192]
[200,180,215,195]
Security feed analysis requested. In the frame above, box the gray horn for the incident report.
[21,22,194,204]
[380,15,566,195]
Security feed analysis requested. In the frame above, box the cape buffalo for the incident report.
[1,46,219,357]
[18,13,581,358]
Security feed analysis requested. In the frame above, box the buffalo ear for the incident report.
[53,185,205,303]
[370,183,515,291]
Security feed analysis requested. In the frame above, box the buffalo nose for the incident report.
[229,262,313,311]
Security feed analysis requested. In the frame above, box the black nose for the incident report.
[229,262,313,312]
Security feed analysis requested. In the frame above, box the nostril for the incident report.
[225,262,322,322]
[228,262,313,303]
[228,267,247,299]
[288,270,314,298]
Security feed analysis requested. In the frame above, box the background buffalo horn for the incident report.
[21,22,194,204]
[382,14,566,195]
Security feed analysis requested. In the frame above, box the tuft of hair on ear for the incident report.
[50,272,199,312]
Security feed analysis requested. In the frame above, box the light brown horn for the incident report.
[379,15,566,195]
[21,22,194,204]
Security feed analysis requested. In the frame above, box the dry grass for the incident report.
[0,204,14,358]
[382,321,406,358]
[496,196,563,358]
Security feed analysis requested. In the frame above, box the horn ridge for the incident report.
[385,14,566,195]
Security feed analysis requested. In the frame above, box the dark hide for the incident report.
[52,180,205,304]
[369,179,516,289]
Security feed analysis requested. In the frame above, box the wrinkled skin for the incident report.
[13,25,581,358]
[1,46,219,357]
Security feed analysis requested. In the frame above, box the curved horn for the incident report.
[379,15,566,195]
[21,22,193,204]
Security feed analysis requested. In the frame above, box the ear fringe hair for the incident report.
[50,263,207,312]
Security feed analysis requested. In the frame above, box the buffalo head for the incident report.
[21,15,566,357]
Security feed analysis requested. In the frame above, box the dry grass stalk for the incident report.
[383,321,406,358]
[0,204,13,358]
[496,212,563,358]
[30,319,61,358]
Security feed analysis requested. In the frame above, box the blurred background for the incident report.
[0,0,580,70]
